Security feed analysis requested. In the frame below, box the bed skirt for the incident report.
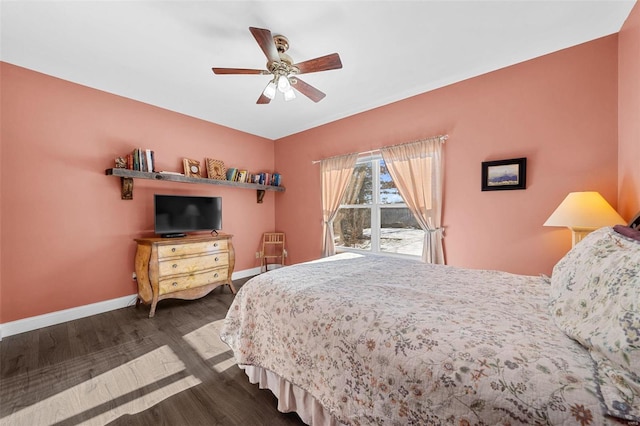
[242,365,345,426]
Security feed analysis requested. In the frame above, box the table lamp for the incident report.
[543,191,625,247]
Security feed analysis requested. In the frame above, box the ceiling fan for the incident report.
[212,27,342,104]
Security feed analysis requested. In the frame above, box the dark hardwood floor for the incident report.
[0,278,306,426]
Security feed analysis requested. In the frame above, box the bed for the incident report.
[220,225,640,425]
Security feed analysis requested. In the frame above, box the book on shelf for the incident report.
[133,150,139,171]
[140,150,146,171]
[254,172,282,186]
[145,149,153,172]
[226,168,238,181]
[236,170,247,183]
[126,148,155,172]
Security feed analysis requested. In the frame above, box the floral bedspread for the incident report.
[549,227,640,422]
[220,253,629,425]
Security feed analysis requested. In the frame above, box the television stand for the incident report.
[134,233,236,317]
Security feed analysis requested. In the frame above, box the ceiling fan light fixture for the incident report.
[283,87,296,101]
[262,80,277,99]
[277,75,291,93]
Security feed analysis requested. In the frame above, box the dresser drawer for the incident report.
[158,267,228,295]
[157,239,228,259]
[158,252,229,277]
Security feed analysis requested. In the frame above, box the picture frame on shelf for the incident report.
[481,157,527,191]
[205,158,226,180]
[183,158,202,178]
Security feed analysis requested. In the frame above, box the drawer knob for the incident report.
[172,264,178,268]
[214,257,219,262]
[214,273,219,278]
[171,248,176,252]
[214,243,218,247]
[172,282,178,287]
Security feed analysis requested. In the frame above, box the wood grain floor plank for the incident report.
[0,277,305,426]
[37,323,72,369]
[0,329,39,378]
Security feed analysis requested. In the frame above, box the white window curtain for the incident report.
[321,153,358,257]
[380,137,445,264]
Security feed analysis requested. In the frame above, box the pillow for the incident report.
[614,224,640,242]
[549,227,640,421]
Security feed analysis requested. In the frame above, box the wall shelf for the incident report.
[105,168,285,202]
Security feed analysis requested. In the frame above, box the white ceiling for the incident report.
[1,1,636,140]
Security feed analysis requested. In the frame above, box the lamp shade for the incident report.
[544,191,624,229]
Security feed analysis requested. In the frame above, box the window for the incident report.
[333,155,425,257]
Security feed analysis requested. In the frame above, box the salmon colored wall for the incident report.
[0,89,3,323]
[275,35,619,276]
[0,62,277,323]
[619,2,640,218]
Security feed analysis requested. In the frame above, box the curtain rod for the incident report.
[311,134,448,164]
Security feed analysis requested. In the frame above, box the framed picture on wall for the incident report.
[481,157,527,191]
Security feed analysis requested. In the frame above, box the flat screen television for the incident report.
[154,194,222,238]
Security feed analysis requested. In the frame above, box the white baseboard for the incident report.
[0,295,138,340]
[0,268,260,340]
[234,267,261,279]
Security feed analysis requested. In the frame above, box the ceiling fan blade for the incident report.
[291,77,326,103]
[257,93,272,104]
[212,67,268,75]
[294,53,342,74]
[249,27,280,64]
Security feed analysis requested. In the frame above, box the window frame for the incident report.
[335,153,423,259]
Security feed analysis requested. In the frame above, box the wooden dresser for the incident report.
[134,233,236,317]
